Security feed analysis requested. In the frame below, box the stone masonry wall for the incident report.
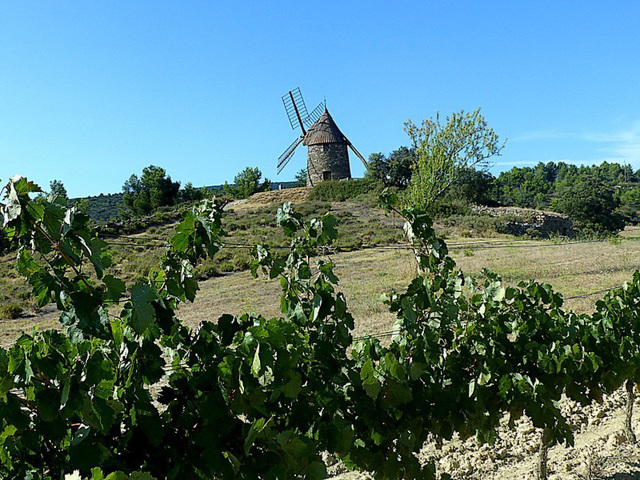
[471,205,575,237]
[306,143,351,186]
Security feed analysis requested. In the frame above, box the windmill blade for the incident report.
[347,141,368,167]
[282,88,309,132]
[277,136,304,174]
[303,102,324,129]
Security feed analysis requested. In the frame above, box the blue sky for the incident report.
[1,1,639,197]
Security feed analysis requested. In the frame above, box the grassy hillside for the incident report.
[2,181,640,348]
[71,181,301,222]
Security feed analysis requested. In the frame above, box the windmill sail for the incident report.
[277,136,304,174]
[282,88,308,131]
[347,141,368,167]
[303,103,324,130]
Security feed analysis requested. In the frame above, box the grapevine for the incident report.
[1,176,640,479]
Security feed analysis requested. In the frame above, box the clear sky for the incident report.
[1,1,639,197]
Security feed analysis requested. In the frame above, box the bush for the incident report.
[555,176,625,233]
[308,178,382,202]
[0,303,23,319]
[437,213,536,237]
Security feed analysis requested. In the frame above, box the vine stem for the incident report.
[34,222,94,293]
[624,379,636,444]
[537,427,552,480]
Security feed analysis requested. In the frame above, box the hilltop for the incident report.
[71,181,300,222]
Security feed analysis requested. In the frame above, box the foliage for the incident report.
[4,175,640,480]
[295,168,308,187]
[432,168,497,217]
[230,167,272,199]
[308,178,382,202]
[618,186,640,225]
[179,182,206,203]
[0,228,10,254]
[404,108,505,214]
[555,176,625,233]
[0,303,23,320]
[122,165,181,216]
[365,147,416,189]
[49,180,68,200]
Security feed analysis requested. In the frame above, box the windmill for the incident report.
[276,88,367,186]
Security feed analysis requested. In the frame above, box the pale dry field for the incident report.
[3,227,640,347]
[175,227,640,336]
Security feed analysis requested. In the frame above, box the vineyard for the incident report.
[3,177,640,480]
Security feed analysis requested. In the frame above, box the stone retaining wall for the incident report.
[471,206,574,237]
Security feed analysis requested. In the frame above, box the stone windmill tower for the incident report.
[277,88,367,186]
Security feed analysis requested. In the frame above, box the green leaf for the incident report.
[478,371,492,386]
[281,372,302,398]
[103,275,126,303]
[129,283,158,334]
[361,359,381,400]
[104,473,129,480]
[89,468,105,480]
[128,473,157,480]
[468,379,476,397]
[72,425,91,446]
[244,417,271,455]
[251,344,261,377]
[306,461,327,480]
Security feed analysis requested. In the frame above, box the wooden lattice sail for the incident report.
[276,88,367,186]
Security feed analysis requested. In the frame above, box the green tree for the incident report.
[619,186,640,224]
[365,152,388,183]
[233,167,271,199]
[73,197,90,213]
[365,148,415,188]
[435,167,496,216]
[180,182,205,202]
[294,168,308,187]
[404,108,504,213]
[49,179,68,200]
[556,176,625,233]
[122,165,180,216]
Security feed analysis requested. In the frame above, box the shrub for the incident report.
[308,178,382,202]
[0,303,23,319]
[555,176,625,233]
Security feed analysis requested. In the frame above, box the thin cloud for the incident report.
[512,123,640,170]
[511,130,574,142]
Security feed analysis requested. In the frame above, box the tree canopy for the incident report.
[403,108,505,213]
[122,165,180,216]
[227,167,272,199]
[555,176,625,233]
[365,147,416,188]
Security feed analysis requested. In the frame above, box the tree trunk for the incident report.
[624,379,636,444]
[537,427,552,480]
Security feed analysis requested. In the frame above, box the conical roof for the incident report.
[303,107,348,146]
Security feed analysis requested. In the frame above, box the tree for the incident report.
[386,147,416,188]
[555,176,625,233]
[122,165,180,216]
[404,108,505,213]
[73,197,90,213]
[49,179,68,200]
[180,182,205,202]
[365,152,388,183]
[233,167,271,199]
[438,167,496,212]
[619,186,640,224]
[365,148,416,188]
[294,168,308,187]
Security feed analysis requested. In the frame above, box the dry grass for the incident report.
[228,187,311,211]
[176,228,640,337]
[4,227,640,347]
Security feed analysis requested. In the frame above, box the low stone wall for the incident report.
[471,206,574,237]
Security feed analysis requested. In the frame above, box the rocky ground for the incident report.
[329,388,640,479]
